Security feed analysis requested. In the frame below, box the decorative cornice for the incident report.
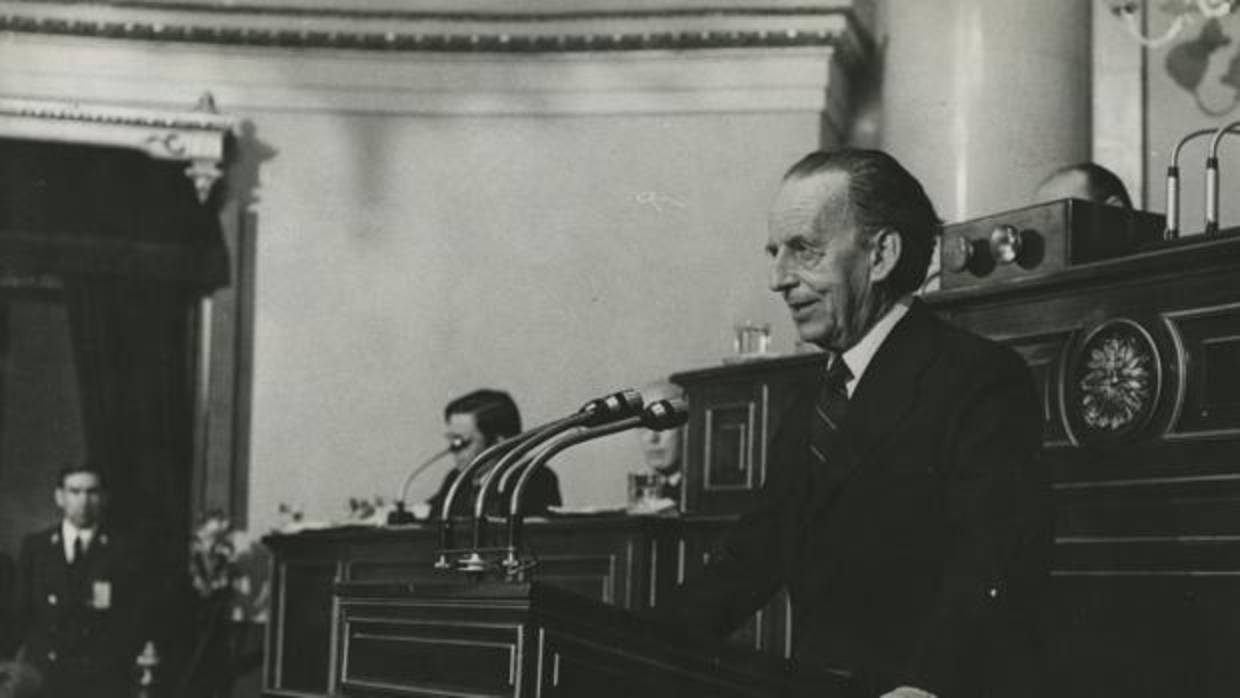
[0,1,873,68]
[0,93,238,202]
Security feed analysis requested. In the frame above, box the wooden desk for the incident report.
[928,231,1240,696]
[262,515,792,696]
[330,581,847,698]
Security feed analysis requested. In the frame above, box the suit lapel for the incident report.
[40,526,70,592]
[804,302,941,517]
[846,301,939,452]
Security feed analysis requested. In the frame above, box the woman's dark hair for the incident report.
[444,389,522,444]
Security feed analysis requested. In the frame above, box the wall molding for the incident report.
[0,2,873,119]
[0,37,856,119]
[0,1,872,66]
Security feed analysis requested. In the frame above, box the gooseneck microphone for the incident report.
[386,436,469,525]
[435,389,644,571]
[1206,120,1240,236]
[435,415,581,567]
[1165,128,1215,239]
[475,390,645,520]
[502,397,688,573]
[467,389,643,556]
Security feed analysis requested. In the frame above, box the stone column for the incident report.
[879,0,1092,221]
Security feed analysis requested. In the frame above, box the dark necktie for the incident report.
[809,357,852,468]
[803,356,854,520]
[68,535,87,596]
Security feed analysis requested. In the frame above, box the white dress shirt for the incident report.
[61,520,96,563]
[838,296,913,397]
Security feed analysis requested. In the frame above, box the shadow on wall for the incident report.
[1166,18,1240,115]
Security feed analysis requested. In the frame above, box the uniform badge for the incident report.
[91,580,112,609]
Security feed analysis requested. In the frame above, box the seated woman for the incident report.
[425,389,562,519]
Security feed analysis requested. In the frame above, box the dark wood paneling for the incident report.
[674,354,826,515]
[331,582,847,698]
[341,617,520,696]
[1049,576,1240,697]
[929,231,1240,697]
[273,561,337,694]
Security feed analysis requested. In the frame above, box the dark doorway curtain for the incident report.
[62,278,196,550]
[0,136,229,679]
[0,138,226,543]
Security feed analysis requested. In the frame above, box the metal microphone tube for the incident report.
[435,414,580,567]
[386,436,468,525]
[468,389,644,553]
[435,389,644,570]
[1206,120,1240,236]
[491,389,649,507]
[1166,128,1215,239]
[503,397,689,569]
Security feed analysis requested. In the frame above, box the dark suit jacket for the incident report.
[666,303,1050,698]
[0,551,15,658]
[16,524,149,697]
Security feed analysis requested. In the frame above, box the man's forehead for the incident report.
[446,412,480,431]
[769,170,852,232]
[61,472,101,489]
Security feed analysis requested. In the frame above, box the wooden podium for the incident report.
[332,580,852,698]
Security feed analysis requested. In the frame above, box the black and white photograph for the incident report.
[1,1,1238,696]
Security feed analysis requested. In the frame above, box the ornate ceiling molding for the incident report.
[0,1,873,68]
[0,93,239,202]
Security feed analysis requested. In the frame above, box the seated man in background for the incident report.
[1033,161,1133,209]
[425,389,562,518]
[628,380,685,514]
[15,465,151,698]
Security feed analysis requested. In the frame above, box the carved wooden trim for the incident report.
[0,93,238,202]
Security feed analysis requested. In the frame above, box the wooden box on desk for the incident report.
[940,198,1165,289]
[672,353,826,516]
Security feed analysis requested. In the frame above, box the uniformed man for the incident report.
[14,465,149,698]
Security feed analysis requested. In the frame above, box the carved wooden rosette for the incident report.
[1060,316,1186,448]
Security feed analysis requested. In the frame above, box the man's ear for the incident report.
[54,488,65,509]
[869,227,903,283]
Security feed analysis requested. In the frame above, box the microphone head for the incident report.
[642,397,688,430]
[580,389,644,426]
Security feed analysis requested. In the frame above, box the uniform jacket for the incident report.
[0,551,15,658]
[15,524,149,696]
[667,303,1051,698]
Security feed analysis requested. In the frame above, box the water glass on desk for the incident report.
[730,321,771,361]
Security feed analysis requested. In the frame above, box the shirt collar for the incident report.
[62,520,97,546]
[838,296,913,397]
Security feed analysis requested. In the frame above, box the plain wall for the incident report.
[247,109,816,530]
